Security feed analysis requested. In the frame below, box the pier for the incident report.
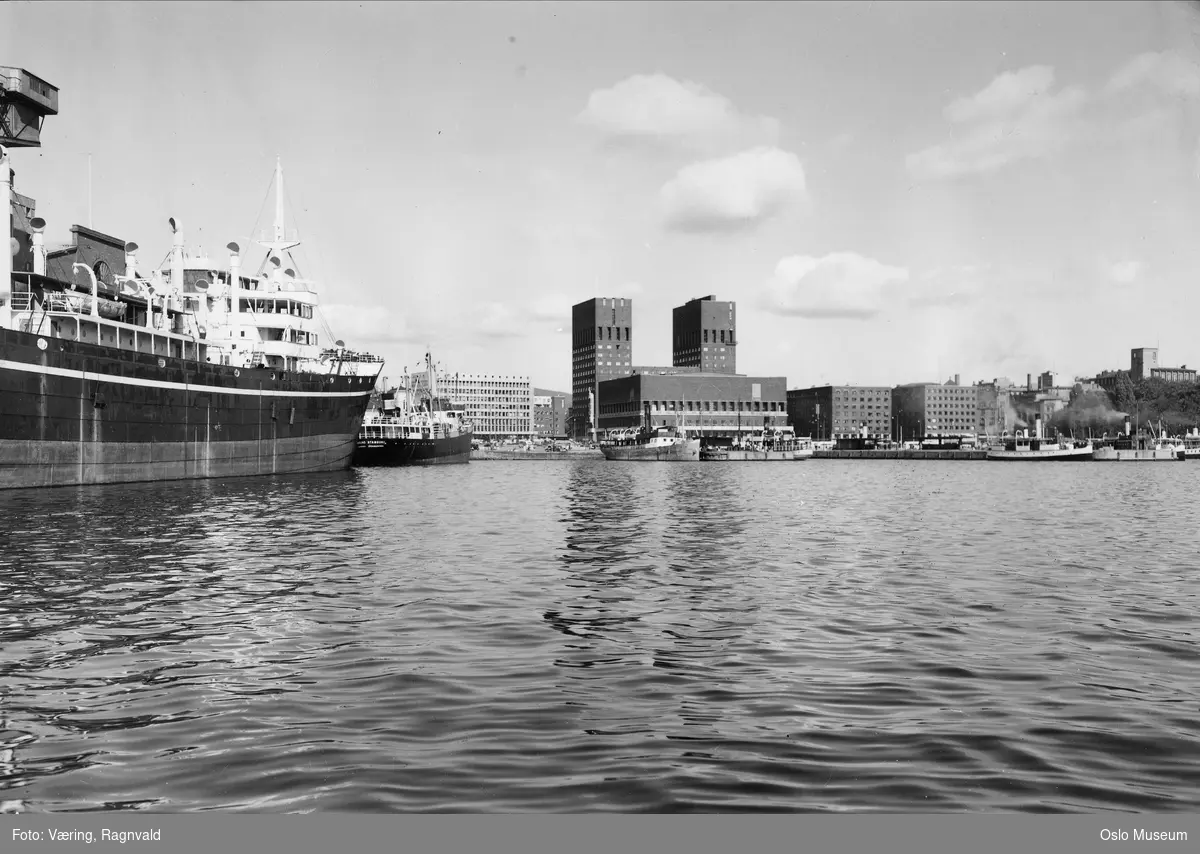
[814,449,987,460]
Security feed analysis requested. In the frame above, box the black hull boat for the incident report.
[0,66,382,489]
[353,429,473,466]
[0,324,374,488]
[352,353,473,467]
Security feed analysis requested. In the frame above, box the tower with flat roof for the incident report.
[571,297,633,438]
[673,295,736,374]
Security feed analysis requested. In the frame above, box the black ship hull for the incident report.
[353,430,472,466]
[0,326,375,489]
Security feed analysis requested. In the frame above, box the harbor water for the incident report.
[1,461,1198,813]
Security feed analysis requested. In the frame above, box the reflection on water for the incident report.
[1,461,1199,812]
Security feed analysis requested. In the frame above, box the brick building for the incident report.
[597,369,786,443]
[533,388,569,438]
[893,380,979,441]
[786,385,893,441]
[672,295,737,374]
[571,296,633,438]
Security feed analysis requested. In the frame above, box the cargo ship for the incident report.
[0,67,383,489]
[985,415,1093,461]
[353,353,472,466]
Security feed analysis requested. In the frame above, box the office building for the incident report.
[786,385,893,441]
[420,372,534,441]
[672,295,737,373]
[892,379,979,441]
[571,297,633,438]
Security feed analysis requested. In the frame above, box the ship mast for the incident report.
[256,157,300,271]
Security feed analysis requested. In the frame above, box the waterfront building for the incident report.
[596,369,786,443]
[786,385,893,441]
[974,378,1016,438]
[533,388,570,438]
[892,379,979,441]
[571,297,634,438]
[672,295,737,374]
[418,372,533,441]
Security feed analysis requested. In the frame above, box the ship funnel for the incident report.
[1125,416,1131,437]
[124,240,138,280]
[30,217,46,275]
[1034,413,1043,440]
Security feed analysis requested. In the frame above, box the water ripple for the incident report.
[0,462,1198,811]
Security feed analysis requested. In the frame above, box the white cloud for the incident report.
[660,146,807,233]
[1106,51,1200,98]
[578,73,778,149]
[760,252,910,319]
[907,65,1087,180]
[1108,260,1142,284]
[905,265,988,308]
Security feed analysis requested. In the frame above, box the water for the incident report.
[1,460,1198,813]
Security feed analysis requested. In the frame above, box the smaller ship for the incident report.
[986,415,1093,461]
[1094,418,1180,462]
[602,425,700,461]
[600,401,700,461]
[723,426,802,461]
[793,436,815,461]
[1177,429,1200,460]
[353,353,473,466]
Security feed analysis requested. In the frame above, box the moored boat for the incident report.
[1094,419,1180,461]
[353,353,473,466]
[601,426,700,461]
[985,415,1093,461]
[721,426,802,461]
[0,67,382,489]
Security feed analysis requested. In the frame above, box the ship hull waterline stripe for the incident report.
[0,358,376,398]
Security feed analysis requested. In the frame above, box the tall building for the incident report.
[672,295,736,373]
[786,385,893,441]
[571,297,633,438]
[892,380,979,441]
[418,372,533,440]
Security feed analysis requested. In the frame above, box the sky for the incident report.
[6,0,1200,393]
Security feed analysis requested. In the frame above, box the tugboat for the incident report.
[985,414,1093,461]
[0,67,382,489]
[600,402,699,462]
[353,353,473,466]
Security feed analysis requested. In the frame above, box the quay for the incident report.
[814,449,987,460]
[472,447,604,461]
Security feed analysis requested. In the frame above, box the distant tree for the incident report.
[1113,372,1136,413]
